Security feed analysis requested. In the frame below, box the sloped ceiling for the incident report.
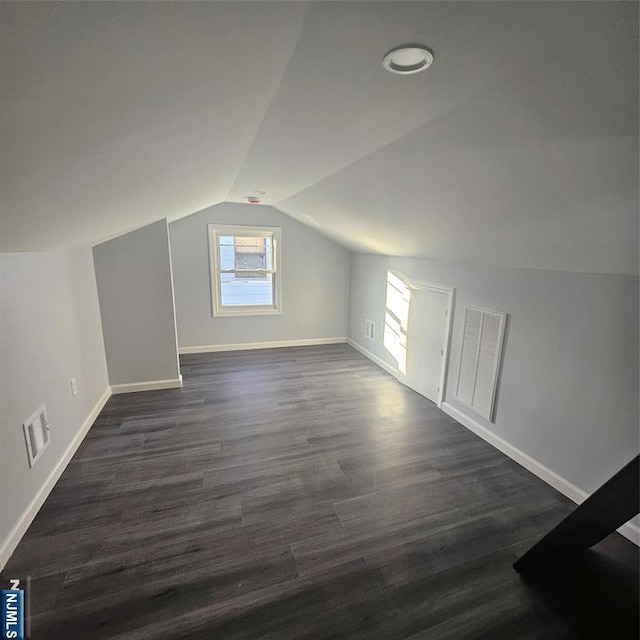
[1,1,638,274]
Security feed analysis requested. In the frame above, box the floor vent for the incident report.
[23,405,51,467]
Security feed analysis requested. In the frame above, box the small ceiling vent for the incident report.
[23,405,51,467]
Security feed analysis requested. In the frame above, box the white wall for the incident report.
[0,248,109,562]
[93,219,180,386]
[169,203,350,349]
[348,252,639,516]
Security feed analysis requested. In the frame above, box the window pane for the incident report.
[219,235,273,279]
[220,272,274,307]
[233,236,268,270]
[219,235,235,271]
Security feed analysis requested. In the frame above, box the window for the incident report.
[383,271,410,375]
[208,224,282,317]
[455,305,507,422]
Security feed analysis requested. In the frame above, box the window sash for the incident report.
[208,224,282,317]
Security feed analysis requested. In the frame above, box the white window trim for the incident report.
[208,224,282,318]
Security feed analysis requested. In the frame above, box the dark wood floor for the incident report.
[2,344,638,639]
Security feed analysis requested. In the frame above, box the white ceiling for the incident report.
[1,1,638,274]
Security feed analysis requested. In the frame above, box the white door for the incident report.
[405,288,449,403]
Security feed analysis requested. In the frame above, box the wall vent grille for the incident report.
[23,405,51,468]
[455,306,507,422]
[365,319,375,341]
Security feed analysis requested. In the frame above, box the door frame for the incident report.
[403,278,455,408]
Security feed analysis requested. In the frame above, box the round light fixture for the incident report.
[383,45,433,75]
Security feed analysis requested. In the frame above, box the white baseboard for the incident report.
[442,402,640,547]
[0,387,112,570]
[110,376,183,394]
[346,338,398,378]
[179,337,347,355]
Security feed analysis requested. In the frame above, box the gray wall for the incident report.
[93,219,180,385]
[0,248,109,548]
[169,203,350,348]
[348,252,639,499]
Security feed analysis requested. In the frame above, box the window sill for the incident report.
[212,306,282,318]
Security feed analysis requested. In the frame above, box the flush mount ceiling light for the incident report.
[383,45,434,75]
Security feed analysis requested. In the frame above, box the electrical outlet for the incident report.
[70,377,78,396]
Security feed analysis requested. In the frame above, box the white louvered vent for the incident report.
[455,306,507,422]
[23,405,51,467]
[365,318,375,341]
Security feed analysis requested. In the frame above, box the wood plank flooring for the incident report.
[2,344,638,639]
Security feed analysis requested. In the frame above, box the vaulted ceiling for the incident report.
[1,1,638,274]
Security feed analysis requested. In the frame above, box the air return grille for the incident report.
[455,306,507,422]
[23,405,51,467]
[365,319,375,341]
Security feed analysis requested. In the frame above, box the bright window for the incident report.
[208,224,282,317]
[383,271,410,375]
